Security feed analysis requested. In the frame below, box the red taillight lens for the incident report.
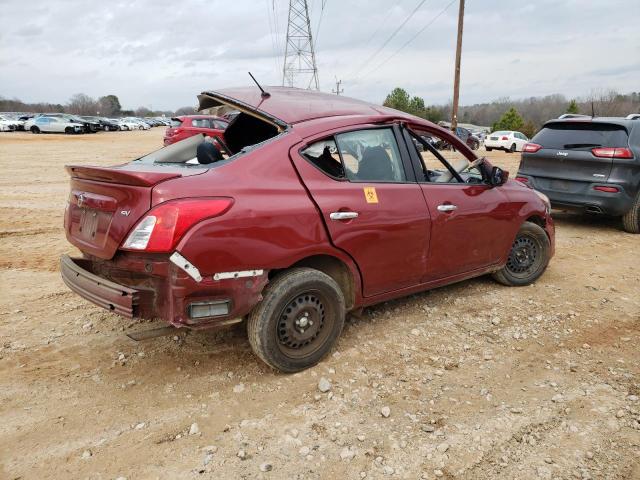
[591,147,633,159]
[523,143,542,153]
[501,136,509,141]
[122,197,233,252]
[593,186,619,193]
[515,176,529,183]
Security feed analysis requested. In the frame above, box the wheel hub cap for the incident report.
[278,294,325,350]
[506,236,538,274]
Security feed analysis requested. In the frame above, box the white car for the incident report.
[24,116,84,134]
[484,130,529,153]
[0,114,18,132]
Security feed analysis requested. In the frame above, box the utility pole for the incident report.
[332,77,344,95]
[282,0,320,90]
[450,0,465,132]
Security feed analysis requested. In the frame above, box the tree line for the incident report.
[383,88,640,136]
[0,93,197,118]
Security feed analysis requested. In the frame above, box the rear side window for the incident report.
[533,123,629,149]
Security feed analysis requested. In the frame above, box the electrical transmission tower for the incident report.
[282,0,320,90]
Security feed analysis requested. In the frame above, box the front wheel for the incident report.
[622,191,640,233]
[247,268,345,372]
[509,143,517,153]
[30,126,40,134]
[492,221,551,286]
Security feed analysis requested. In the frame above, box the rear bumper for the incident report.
[517,175,634,216]
[60,253,268,329]
[61,255,139,317]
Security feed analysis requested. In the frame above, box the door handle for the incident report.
[437,204,457,212]
[330,211,359,221]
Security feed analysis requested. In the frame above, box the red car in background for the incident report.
[61,87,555,372]
[163,115,228,146]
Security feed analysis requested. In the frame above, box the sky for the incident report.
[0,0,639,111]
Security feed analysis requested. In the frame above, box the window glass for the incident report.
[191,119,210,128]
[533,122,629,149]
[301,138,345,179]
[335,128,405,182]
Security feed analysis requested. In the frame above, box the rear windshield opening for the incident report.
[533,123,629,149]
[132,112,281,168]
[170,118,183,127]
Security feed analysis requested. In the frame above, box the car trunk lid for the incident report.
[520,121,630,186]
[64,163,204,259]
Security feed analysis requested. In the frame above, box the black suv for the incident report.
[517,117,640,233]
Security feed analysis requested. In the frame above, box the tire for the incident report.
[30,126,40,134]
[492,221,551,286]
[622,191,640,234]
[247,268,345,372]
[486,147,493,151]
[65,127,73,134]
[509,143,517,153]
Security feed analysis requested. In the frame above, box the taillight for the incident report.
[593,186,619,193]
[515,176,529,183]
[523,143,542,153]
[591,147,633,159]
[501,136,509,141]
[122,197,233,252]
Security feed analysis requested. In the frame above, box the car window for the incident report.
[335,128,406,183]
[533,122,629,149]
[192,119,211,128]
[301,138,345,179]
[406,130,482,184]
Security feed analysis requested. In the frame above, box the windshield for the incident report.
[533,122,629,149]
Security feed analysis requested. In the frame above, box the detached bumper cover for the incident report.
[60,255,139,317]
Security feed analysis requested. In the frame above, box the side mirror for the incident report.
[490,166,509,186]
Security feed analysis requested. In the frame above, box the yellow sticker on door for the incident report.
[364,187,378,204]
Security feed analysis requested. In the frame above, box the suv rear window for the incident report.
[533,123,629,149]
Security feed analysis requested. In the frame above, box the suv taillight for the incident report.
[591,147,633,159]
[122,197,233,252]
[522,143,542,153]
[501,136,509,140]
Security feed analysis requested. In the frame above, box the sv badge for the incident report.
[120,210,131,216]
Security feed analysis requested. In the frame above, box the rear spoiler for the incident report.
[65,165,182,187]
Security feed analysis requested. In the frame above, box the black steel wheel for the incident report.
[247,268,345,372]
[492,221,550,286]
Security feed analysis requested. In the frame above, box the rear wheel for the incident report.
[486,147,493,151]
[247,268,345,372]
[30,126,40,134]
[509,143,517,153]
[492,221,550,286]
[622,191,640,234]
[65,127,74,134]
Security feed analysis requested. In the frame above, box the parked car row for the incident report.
[0,112,172,134]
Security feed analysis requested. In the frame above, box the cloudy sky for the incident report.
[1,0,638,111]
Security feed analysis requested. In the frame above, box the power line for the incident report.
[347,0,431,80]
[313,0,327,50]
[359,0,457,80]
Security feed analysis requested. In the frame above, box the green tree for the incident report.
[98,95,122,117]
[408,96,426,117]
[492,107,524,132]
[521,120,537,139]
[566,99,579,114]
[383,88,411,113]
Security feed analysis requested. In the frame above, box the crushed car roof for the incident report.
[198,86,404,126]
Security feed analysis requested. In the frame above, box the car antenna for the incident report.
[591,101,595,118]
[248,72,270,98]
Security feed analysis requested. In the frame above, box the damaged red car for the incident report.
[61,87,555,372]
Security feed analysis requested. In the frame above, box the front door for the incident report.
[290,126,431,297]
[403,127,514,281]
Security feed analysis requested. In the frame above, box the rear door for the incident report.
[290,125,431,297]
[520,122,629,187]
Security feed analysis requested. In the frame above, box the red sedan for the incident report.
[163,115,228,146]
[61,87,555,372]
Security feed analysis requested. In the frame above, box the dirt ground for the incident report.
[1,129,639,480]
